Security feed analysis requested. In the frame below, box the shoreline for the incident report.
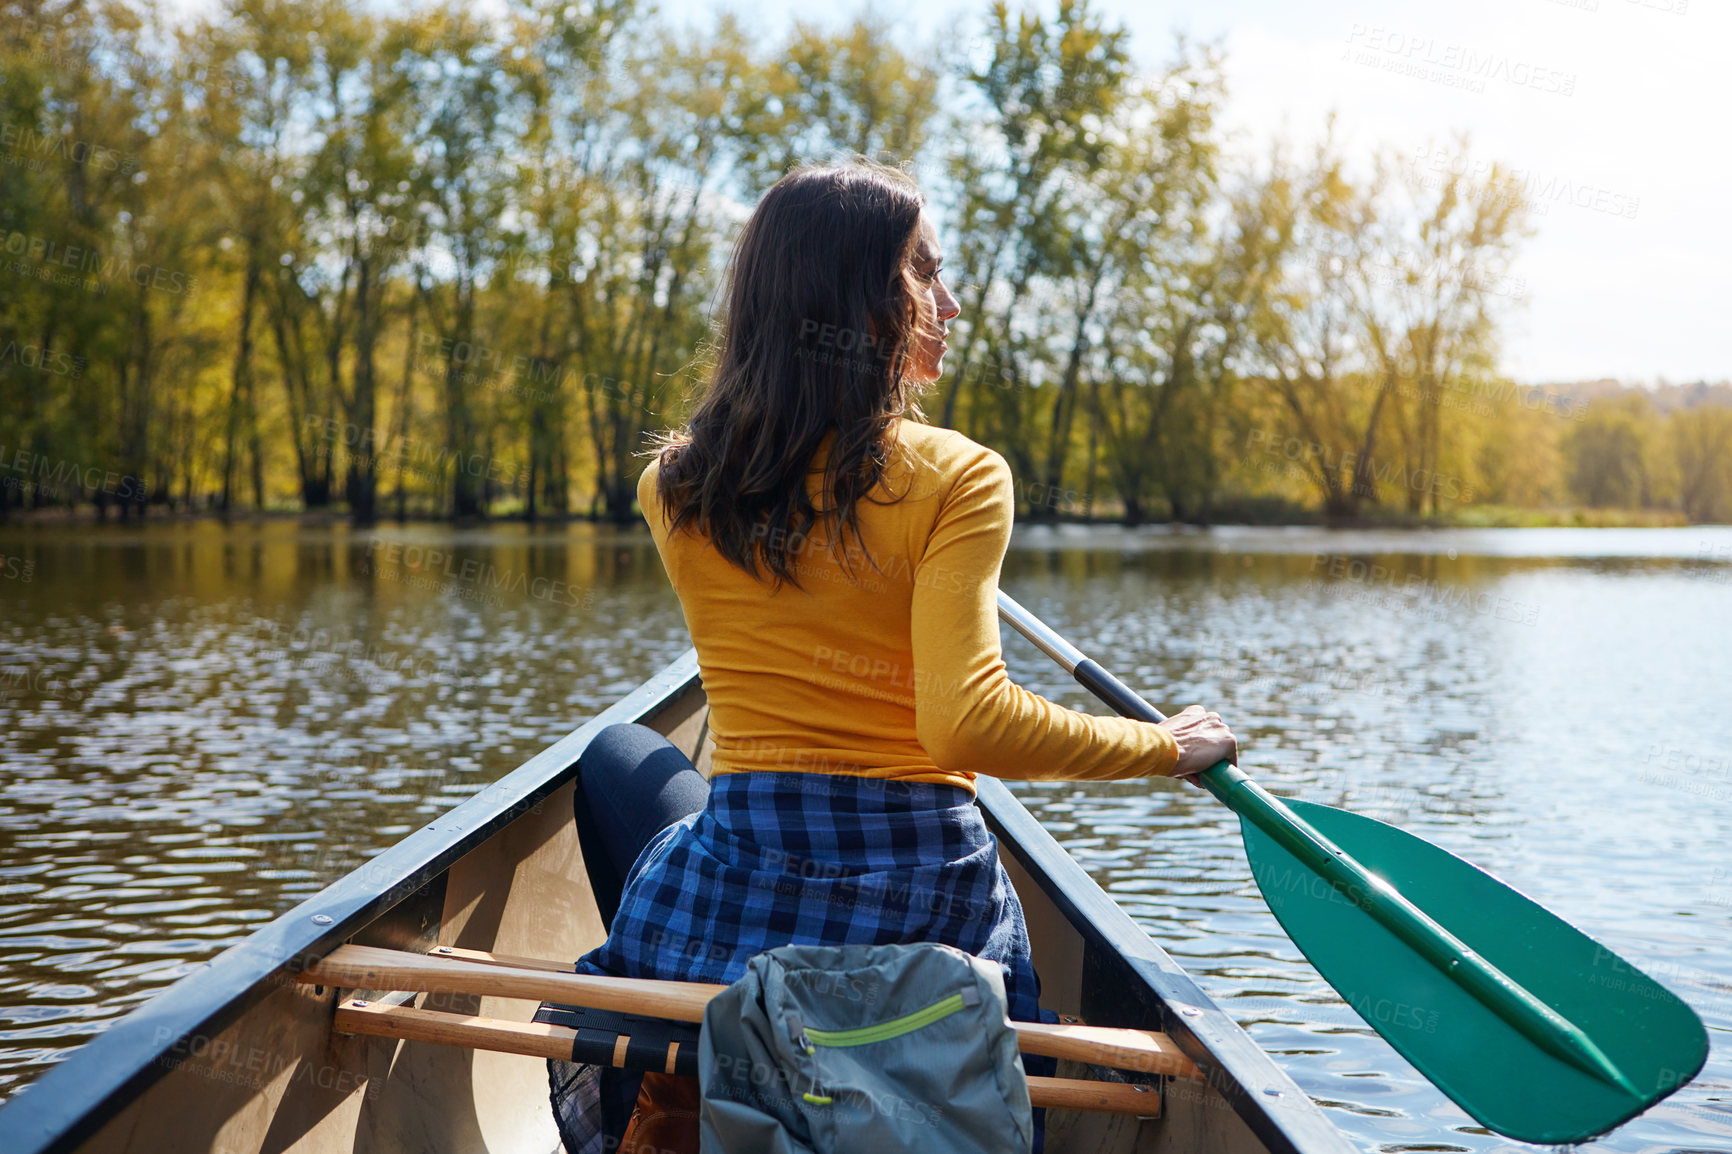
[0,504,1702,531]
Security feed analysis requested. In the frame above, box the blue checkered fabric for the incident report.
[539,770,1053,1154]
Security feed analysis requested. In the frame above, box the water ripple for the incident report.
[0,522,1727,1154]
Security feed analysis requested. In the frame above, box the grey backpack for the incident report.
[698,942,1034,1153]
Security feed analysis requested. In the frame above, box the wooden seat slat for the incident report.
[299,943,1202,1081]
[333,999,1164,1118]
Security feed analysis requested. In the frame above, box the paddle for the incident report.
[995,590,1708,1144]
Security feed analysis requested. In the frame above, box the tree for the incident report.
[394,2,529,519]
[1247,129,1532,519]
[1564,394,1656,508]
[1088,53,1239,524]
[192,0,319,514]
[934,0,1132,467]
[1672,406,1732,523]
[750,15,939,180]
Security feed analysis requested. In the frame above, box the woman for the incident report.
[540,160,1238,1153]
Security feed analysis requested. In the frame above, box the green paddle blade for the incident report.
[1241,797,1708,1143]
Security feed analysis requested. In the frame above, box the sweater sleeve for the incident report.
[909,446,1179,781]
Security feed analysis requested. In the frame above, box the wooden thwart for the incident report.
[334,999,1164,1117]
[299,943,1203,1082]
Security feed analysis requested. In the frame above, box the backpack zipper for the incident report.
[801,990,969,1048]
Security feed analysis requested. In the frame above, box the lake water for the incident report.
[1,519,1729,1152]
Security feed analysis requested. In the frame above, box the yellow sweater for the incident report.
[638,419,1179,793]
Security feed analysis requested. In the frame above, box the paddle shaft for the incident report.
[994,590,1639,1098]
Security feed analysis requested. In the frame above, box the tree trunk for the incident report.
[1349,368,1398,510]
[443,284,481,521]
[248,380,265,512]
[346,258,380,526]
[120,290,154,520]
[392,293,417,522]
[220,248,261,515]
[1036,272,1102,523]
[1083,375,1100,522]
[269,277,332,509]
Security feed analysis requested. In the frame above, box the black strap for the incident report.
[540,1003,701,1078]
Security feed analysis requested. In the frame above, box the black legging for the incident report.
[571,723,710,927]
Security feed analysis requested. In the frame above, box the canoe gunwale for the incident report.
[0,651,706,1154]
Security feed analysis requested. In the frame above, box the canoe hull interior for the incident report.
[72,777,605,1154]
[4,652,1351,1154]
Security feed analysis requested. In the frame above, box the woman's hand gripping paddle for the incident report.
[996,590,1707,1144]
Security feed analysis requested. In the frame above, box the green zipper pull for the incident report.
[789,1014,832,1106]
[799,1033,831,1105]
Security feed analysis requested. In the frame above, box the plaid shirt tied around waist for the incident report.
[538,769,1052,1153]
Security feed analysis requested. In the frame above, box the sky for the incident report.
[655,0,1730,388]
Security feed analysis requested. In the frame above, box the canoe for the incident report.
[0,649,1357,1154]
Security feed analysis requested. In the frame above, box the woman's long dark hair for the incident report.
[652,161,935,585]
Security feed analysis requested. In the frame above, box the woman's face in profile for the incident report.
[905,211,960,385]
